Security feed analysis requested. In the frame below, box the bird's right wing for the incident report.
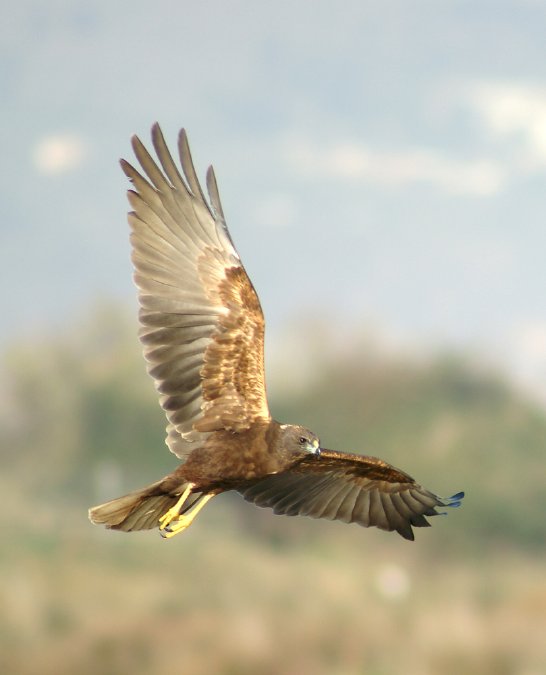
[238,449,464,540]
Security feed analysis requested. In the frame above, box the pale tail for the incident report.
[88,478,199,532]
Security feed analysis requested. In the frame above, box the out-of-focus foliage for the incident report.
[1,305,545,675]
[2,305,544,553]
[1,305,173,500]
[274,348,546,552]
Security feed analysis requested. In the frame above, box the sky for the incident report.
[1,0,546,400]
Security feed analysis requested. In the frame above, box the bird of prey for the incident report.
[89,124,464,541]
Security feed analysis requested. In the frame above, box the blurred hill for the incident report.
[1,305,545,674]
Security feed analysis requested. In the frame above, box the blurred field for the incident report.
[2,509,545,675]
[1,307,545,675]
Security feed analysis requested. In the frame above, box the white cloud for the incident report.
[515,322,546,359]
[465,81,546,166]
[284,138,505,196]
[505,320,546,404]
[32,133,88,175]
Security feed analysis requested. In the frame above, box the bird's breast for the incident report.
[180,424,285,487]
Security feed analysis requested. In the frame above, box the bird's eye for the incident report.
[299,436,307,445]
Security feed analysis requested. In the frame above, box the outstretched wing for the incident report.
[238,449,464,540]
[121,123,270,458]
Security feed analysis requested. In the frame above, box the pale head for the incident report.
[279,423,321,457]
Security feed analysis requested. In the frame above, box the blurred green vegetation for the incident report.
[2,304,544,553]
[1,304,545,674]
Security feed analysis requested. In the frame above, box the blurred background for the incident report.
[1,2,545,674]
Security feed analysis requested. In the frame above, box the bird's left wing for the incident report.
[238,450,464,540]
[121,124,270,458]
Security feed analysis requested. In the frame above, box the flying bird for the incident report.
[89,124,464,541]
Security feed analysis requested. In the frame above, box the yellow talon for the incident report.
[161,513,195,538]
[158,506,181,528]
[158,484,193,530]
[160,493,215,539]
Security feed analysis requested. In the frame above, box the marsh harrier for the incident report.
[89,125,464,541]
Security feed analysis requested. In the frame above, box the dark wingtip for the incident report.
[130,132,142,151]
[119,157,133,177]
[399,528,415,542]
[178,127,189,147]
[443,491,465,509]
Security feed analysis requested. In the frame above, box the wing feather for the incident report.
[122,124,270,457]
[238,449,464,540]
[206,166,226,222]
[336,485,361,524]
[352,489,371,525]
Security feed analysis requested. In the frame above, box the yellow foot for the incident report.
[158,484,193,531]
[159,493,215,539]
[160,513,195,539]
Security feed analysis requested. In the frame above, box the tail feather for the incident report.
[88,478,200,532]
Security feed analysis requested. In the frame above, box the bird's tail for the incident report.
[88,477,201,532]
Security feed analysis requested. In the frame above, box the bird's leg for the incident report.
[158,483,194,531]
[160,493,215,539]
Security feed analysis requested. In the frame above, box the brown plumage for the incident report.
[88,124,464,541]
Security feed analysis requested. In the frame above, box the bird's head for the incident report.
[279,424,321,457]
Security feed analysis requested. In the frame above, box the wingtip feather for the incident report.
[445,491,465,507]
